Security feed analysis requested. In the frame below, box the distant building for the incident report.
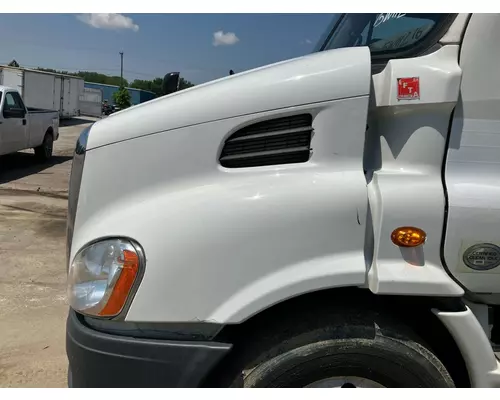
[84,82,156,106]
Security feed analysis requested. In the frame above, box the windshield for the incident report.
[317,14,449,57]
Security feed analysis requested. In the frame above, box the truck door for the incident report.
[1,91,28,154]
[443,14,500,302]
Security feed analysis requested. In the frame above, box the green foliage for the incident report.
[37,68,128,86]
[37,67,69,74]
[77,71,127,87]
[129,78,163,96]
[36,67,195,97]
[179,77,195,91]
[113,87,132,109]
[130,77,194,96]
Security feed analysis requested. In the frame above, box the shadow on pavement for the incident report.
[60,117,99,127]
[0,152,72,185]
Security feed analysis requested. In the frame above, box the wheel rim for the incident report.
[305,376,386,388]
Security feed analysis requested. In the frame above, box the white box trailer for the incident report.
[0,66,84,119]
[79,87,103,118]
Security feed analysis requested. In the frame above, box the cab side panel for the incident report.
[367,46,463,297]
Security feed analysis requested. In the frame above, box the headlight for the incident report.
[68,238,143,318]
[75,126,91,155]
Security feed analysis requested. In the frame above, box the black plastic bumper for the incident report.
[66,310,232,387]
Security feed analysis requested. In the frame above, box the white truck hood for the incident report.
[86,47,370,150]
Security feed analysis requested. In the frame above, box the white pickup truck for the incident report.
[0,85,59,160]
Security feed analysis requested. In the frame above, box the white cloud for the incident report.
[212,30,239,47]
[300,39,313,45]
[77,14,139,32]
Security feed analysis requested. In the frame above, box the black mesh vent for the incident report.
[220,114,313,168]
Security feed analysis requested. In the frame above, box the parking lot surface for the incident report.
[0,117,96,387]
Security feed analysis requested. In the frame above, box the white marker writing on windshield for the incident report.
[374,13,406,28]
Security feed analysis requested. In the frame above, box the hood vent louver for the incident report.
[219,114,313,168]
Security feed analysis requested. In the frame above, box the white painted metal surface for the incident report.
[439,13,471,44]
[86,47,372,150]
[59,77,83,118]
[434,306,500,387]
[54,76,62,114]
[0,66,83,118]
[443,14,500,299]
[367,45,463,296]
[79,87,102,118]
[72,47,372,323]
[24,70,59,111]
[0,68,23,94]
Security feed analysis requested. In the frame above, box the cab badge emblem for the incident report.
[463,243,500,271]
[397,77,420,101]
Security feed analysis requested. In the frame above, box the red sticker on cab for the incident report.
[397,77,420,100]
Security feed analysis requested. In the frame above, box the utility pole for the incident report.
[119,51,124,87]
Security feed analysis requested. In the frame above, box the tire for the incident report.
[34,133,53,161]
[218,310,455,388]
[67,367,73,388]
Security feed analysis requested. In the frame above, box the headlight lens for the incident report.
[68,238,141,317]
[75,126,91,155]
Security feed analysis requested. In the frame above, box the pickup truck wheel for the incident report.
[34,133,53,161]
[217,310,455,388]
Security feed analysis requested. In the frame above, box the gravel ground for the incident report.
[0,117,97,387]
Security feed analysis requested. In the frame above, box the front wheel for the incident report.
[34,133,53,161]
[217,310,455,388]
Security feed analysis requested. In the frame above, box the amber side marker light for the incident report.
[391,227,427,248]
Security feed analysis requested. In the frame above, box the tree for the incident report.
[113,87,132,109]
[34,66,193,97]
[37,68,127,86]
[77,71,127,87]
[179,77,195,91]
[129,78,162,95]
[130,76,194,96]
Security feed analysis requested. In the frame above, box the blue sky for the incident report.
[0,14,334,84]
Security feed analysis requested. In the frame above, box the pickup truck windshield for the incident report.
[317,14,449,57]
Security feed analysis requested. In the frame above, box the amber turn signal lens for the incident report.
[391,227,426,248]
[99,249,140,317]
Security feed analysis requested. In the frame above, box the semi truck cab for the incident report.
[66,13,500,387]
